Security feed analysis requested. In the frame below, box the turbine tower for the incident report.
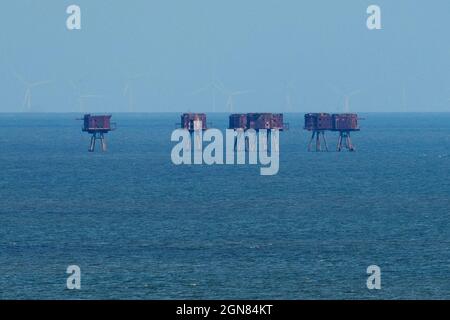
[71,80,101,113]
[343,91,360,113]
[226,91,250,113]
[14,72,51,112]
[123,74,144,112]
[284,81,296,112]
[191,64,224,112]
[333,87,360,113]
[217,82,250,113]
[192,81,223,112]
[402,84,407,113]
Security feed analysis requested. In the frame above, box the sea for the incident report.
[0,113,449,299]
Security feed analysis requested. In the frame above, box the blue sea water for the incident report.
[0,113,449,300]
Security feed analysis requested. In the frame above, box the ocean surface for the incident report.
[0,113,449,300]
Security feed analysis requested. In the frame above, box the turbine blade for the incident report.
[129,74,145,80]
[348,90,361,97]
[215,79,227,93]
[285,80,295,90]
[331,86,342,96]
[22,90,30,109]
[31,80,51,87]
[13,71,28,86]
[70,80,79,92]
[191,85,210,95]
[215,84,228,95]
[80,94,102,98]
[232,90,251,96]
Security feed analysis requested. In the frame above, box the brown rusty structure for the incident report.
[181,113,207,132]
[180,113,207,150]
[229,113,248,130]
[246,113,285,131]
[331,113,359,152]
[304,113,360,152]
[81,114,116,152]
[229,113,286,151]
[304,113,332,152]
[230,113,285,131]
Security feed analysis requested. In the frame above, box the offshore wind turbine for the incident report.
[123,74,144,113]
[343,91,360,113]
[70,80,102,113]
[401,75,424,112]
[191,63,224,112]
[217,83,250,113]
[401,84,408,113]
[333,87,360,113]
[13,72,51,112]
[284,81,296,112]
[78,94,102,113]
[191,81,223,112]
[224,89,250,113]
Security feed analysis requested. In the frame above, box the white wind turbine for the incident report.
[14,72,51,112]
[284,81,296,112]
[402,84,407,113]
[123,74,144,112]
[225,90,250,113]
[217,82,250,113]
[333,87,360,113]
[70,80,102,113]
[191,65,224,112]
[191,81,223,112]
[343,91,360,113]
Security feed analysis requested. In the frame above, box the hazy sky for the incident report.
[0,0,449,113]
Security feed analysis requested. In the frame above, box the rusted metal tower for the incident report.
[181,113,207,149]
[229,113,286,151]
[229,113,248,151]
[81,114,116,152]
[304,113,332,152]
[331,113,359,152]
[181,113,207,132]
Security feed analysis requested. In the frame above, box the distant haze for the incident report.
[0,0,449,113]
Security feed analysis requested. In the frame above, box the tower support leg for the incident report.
[88,132,108,152]
[89,133,96,152]
[308,131,315,152]
[337,132,343,152]
[337,131,355,152]
[308,131,329,152]
[316,130,321,151]
[100,133,107,152]
[322,131,329,152]
[347,132,355,151]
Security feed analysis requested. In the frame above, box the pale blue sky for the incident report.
[0,0,449,112]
